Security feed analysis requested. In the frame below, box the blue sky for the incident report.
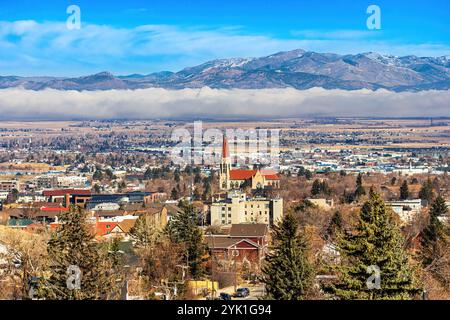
[0,0,449,76]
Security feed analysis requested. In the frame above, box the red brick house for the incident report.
[205,223,269,269]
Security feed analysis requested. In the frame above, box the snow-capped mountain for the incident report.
[1,49,449,91]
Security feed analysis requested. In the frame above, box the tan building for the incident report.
[210,190,283,226]
[0,180,19,192]
[307,198,334,210]
[219,136,280,190]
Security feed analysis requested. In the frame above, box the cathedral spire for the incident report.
[222,134,229,159]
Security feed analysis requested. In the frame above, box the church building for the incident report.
[219,136,280,191]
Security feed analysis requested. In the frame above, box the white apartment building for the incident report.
[210,191,283,226]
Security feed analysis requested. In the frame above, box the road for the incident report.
[215,283,265,300]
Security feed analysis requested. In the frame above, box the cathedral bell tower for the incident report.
[219,135,231,190]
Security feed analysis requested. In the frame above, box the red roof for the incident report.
[229,169,280,181]
[34,202,62,208]
[40,207,69,212]
[49,222,61,230]
[229,169,257,180]
[43,189,91,197]
[96,221,118,237]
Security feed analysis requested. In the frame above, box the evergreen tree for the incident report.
[194,172,202,184]
[130,215,160,248]
[174,170,181,183]
[420,196,449,285]
[310,179,330,197]
[419,178,434,204]
[261,213,314,300]
[354,173,366,199]
[391,176,397,186]
[332,190,420,300]
[400,180,409,200]
[92,170,103,181]
[39,206,122,299]
[166,204,207,279]
[171,187,179,200]
[326,211,343,241]
[311,179,322,196]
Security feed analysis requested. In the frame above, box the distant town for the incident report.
[0,117,448,300]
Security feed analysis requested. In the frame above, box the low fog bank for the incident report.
[0,87,448,120]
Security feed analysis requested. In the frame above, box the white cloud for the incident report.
[0,87,448,120]
[0,20,449,76]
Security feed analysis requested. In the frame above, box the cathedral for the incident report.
[219,136,280,190]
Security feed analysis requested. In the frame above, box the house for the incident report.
[204,223,269,270]
[228,223,269,248]
[4,203,69,223]
[386,199,422,223]
[96,221,119,237]
[109,218,138,240]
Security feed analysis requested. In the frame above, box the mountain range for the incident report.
[1,49,449,92]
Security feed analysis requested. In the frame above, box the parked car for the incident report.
[219,292,232,300]
[233,287,250,297]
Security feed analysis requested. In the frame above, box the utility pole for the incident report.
[231,245,239,293]
[209,231,217,299]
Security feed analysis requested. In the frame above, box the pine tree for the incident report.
[261,213,314,300]
[130,215,160,248]
[419,178,434,204]
[391,176,397,186]
[327,211,343,241]
[332,190,420,300]
[354,173,366,199]
[39,206,121,299]
[421,196,449,285]
[311,179,322,197]
[166,204,207,279]
[171,187,179,200]
[400,180,410,200]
